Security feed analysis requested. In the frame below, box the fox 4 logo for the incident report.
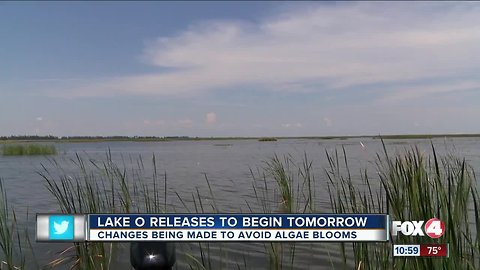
[392,218,445,238]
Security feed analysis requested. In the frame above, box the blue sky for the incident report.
[1,2,480,137]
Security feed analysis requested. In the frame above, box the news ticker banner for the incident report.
[393,244,449,257]
[36,213,389,242]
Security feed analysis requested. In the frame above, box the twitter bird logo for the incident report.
[49,216,74,240]
[53,220,69,234]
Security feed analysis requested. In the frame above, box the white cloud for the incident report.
[49,2,480,100]
[36,117,43,121]
[205,112,217,125]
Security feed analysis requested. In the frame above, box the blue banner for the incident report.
[88,214,387,229]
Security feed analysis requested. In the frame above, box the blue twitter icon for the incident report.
[49,215,74,240]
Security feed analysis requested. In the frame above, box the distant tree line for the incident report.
[0,135,58,140]
[0,135,189,141]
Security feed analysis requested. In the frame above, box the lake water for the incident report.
[1,138,480,269]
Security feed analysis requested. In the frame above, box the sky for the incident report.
[1,2,480,137]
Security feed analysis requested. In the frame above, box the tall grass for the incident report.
[249,153,318,270]
[325,142,480,269]
[2,144,56,156]
[0,179,26,270]
[38,152,242,270]
[38,151,166,269]
[259,142,480,269]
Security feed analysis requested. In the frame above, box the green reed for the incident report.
[326,142,480,269]
[38,151,166,269]
[250,153,318,270]
[0,179,26,270]
[2,144,57,156]
[38,152,242,270]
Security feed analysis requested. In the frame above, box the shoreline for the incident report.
[1,133,480,143]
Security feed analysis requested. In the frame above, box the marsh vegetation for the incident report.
[258,137,278,142]
[2,144,57,156]
[0,141,479,269]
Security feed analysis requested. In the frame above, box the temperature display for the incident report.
[393,244,448,257]
[419,244,448,257]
